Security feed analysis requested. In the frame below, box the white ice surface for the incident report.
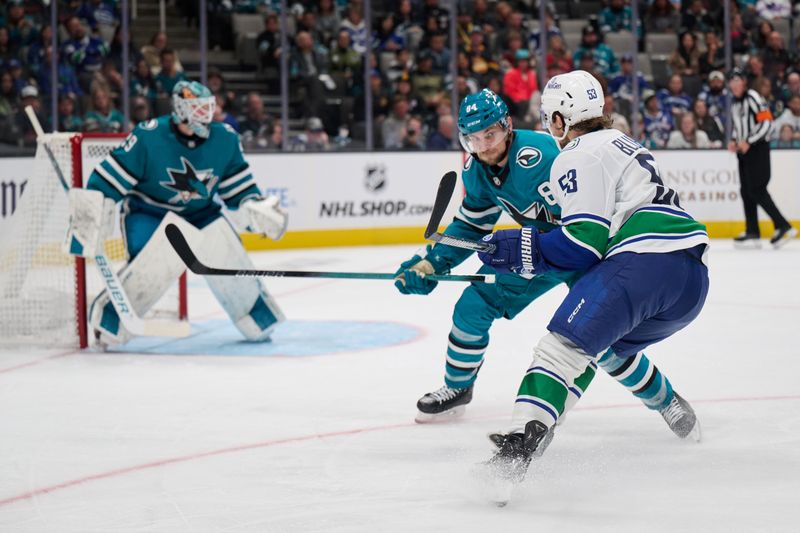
[1,242,798,532]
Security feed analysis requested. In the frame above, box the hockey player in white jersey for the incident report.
[65,81,288,346]
[476,70,710,488]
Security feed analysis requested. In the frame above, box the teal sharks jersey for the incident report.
[86,116,261,219]
[427,129,561,272]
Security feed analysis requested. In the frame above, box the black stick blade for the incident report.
[165,223,207,274]
[424,171,458,239]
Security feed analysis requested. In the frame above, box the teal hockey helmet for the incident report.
[457,89,510,154]
[171,80,216,138]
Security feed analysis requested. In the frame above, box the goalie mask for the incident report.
[457,89,511,160]
[171,81,216,138]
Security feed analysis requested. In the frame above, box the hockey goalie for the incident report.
[66,81,288,346]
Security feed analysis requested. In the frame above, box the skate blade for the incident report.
[733,240,762,250]
[772,228,798,249]
[414,404,466,424]
[688,419,702,443]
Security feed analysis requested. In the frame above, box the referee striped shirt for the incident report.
[731,89,773,144]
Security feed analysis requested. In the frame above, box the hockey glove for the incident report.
[64,188,116,257]
[477,227,539,279]
[394,245,439,295]
[242,195,288,240]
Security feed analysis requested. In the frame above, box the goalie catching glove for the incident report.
[242,195,288,240]
[64,188,116,257]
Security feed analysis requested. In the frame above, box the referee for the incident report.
[728,69,796,248]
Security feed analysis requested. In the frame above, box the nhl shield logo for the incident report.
[516,147,542,169]
[364,164,387,193]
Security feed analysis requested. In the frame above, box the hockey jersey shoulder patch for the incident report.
[516,146,542,169]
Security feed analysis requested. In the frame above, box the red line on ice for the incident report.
[1,394,799,508]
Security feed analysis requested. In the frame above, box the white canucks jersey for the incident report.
[549,129,708,261]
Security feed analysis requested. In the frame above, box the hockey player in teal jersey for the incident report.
[65,81,288,345]
[395,88,697,441]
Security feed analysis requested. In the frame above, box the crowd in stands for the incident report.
[3,0,800,151]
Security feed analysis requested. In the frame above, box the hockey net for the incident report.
[0,133,187,349]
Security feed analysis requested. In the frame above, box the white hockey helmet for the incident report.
[171,81,216,138]
[540,70,605,141]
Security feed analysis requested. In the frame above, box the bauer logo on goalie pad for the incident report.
[96,255,130,314]
[364,164,387,193]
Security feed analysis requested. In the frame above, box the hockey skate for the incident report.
[476,420,550,506]
[733,232,762,249]
[415,385,473,423]
[770,226,797,249]
[659,392,701,442]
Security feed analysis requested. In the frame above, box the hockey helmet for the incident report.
[171,81,216,138]
[540,70,605,141]
[457,89,510,154]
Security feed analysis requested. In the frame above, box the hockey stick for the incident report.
[424,171,496,253]
[165,223,495,284]
[26,106,191,338]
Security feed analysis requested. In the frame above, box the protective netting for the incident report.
[0,134,183,348]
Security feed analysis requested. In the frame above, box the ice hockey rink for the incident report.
[0,241,798,533]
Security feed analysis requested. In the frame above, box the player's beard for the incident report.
[477,133,512,166]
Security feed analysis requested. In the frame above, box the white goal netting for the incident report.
[0,133,185,349]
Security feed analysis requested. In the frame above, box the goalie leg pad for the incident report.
[89,212,201,344]
[200,217,285,340]
[509,332,592,433]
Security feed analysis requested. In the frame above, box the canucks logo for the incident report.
[516,147,542,169]
[163,157,218,204]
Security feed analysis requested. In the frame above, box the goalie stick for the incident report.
[424,171,496,253]
[25,106,191,339]
[165,223,495,284]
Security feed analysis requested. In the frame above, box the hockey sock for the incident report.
[597,349,674,411]
[562,360,598,415]
[444,324,488,389]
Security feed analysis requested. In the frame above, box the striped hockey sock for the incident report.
[443,325,488,389]
[597,349,674,411]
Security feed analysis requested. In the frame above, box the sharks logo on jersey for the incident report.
[163,156,219,204]
[516,147,542,169]
[497,196,558,225]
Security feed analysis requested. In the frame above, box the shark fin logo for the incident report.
[516,147,542,169]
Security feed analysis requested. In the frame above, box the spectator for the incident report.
[37,45,82,100]
[374,13,405,52]
[641,89,673,149]
[600,0,635,34]
[668,31,701,78]
[317,0,342,46]
[746,55,766,86]
[61,16,109,90]
[25,24,52,76]
[83,86,124,132]
[778,71,800,104]
[771,123,800,148]
[752,19,775,51]
[657,74,693,120]
[412,53,444,114]
[529,10,561,52]
[130,57,157,105]
[330,29,362,80]
[762,31,791,80]
[693,98,724,148]
[6,59,27,94]
[212,93,239,132]
[644,0,681,33]
[426,32,451,76]
[75,0,119,42]
[141,31,182,76]
[682,0,716,34]
[15,85,44,146]
[382,94,410,148]
[130,96,151,126]
[546,34,573,79]
[667,112,711,148]
[573,25,618,79]
[239,92,272,149]
[465,28,498,84]
[297,10,323,46]
[207,68,236,113]
[699,31,725,76]
[0,27,17,68]
[268,122,283,150]
[426,113,454,149]
[502,48,538,120]
[256,14,281,71]
[340,6,367,54]
[289,30,330,119]
[756,0,791,20]
[604,93,631,135]
[402,115,425,150]
[729,12,751,54]
[154,48,187,96]
[5,0,39,50]
[394,0,424,48]
[755,76,783,117]
[394,72,422,115]
[292,116,331,151]
[92,59,124,103]
[497,11,528,56]
[769,93,800,141]
[0,71,17,118]
[608,53,648,107]
[697,70,730,125]
[58,94,83,132]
